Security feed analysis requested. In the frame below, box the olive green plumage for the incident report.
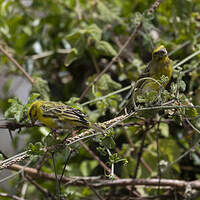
[137,45,172,96]
[123,45,173,113]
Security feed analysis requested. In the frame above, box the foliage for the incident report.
[0,0,200,199]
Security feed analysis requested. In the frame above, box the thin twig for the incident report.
[78,140,113,175]
[59,149,73,183]
[0,45,34,84]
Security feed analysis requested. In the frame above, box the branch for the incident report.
[0,193,25,200]
[8,163,102,184]
[0,45,34,84]
[6,163,200,190]
[90,178,200,189]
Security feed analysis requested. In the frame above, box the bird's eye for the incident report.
[154,49,166,56]
[159,49,166,54]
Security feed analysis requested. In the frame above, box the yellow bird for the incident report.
[137,45,172,97]
[28,100,92,130]
[123,45,172,113]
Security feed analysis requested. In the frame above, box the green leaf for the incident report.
[4,98,26,123]
[97,74,121,91]
[27,142,44,155]
[66,24,102,45]
[0,153,4,160]
[27,93,40,104]
[159,123,169,137]
[64,48,78,67]
[100,135,115,149]
[80,160,98,176]
[95,41,117,56]
[109,153,127,164]
[96,147,107,156]
[159,139,181,172]
[86,24,102,41]
[179,80,186,92]
[65,24,102,66]
[97,1,123,24]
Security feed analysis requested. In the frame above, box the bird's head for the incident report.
[28,101,41,124]
[152,45,168,61]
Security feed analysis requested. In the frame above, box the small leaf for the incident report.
[96,147,107,156]
[86,24,102,41]
[80,160,98,176]
[159,123,169,137]
[179,80,186,92]
[100,135,115,149]
[27,142,44,155]
[95,41,117,56]
[64,48,78,66]
[109,153,127,164]
[27,93,40,104]
[4,97,26,123]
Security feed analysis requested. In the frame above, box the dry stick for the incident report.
[6,164,200,189]
[8,163,102,184]
[0,45,34,84]
[59,149,73,184]
[91,178,200,189]
[79,0,163,102]
[113,36,133,63]
[0,151,29,169]
[78,140,112,175]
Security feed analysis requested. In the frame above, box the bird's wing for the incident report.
[41,103,89,126]
[61,106,89,126]
[136,62,152,89]
[139,62,151,79]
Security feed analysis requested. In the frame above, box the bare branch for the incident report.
[0,45,34,84]
[5,163,200,190]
